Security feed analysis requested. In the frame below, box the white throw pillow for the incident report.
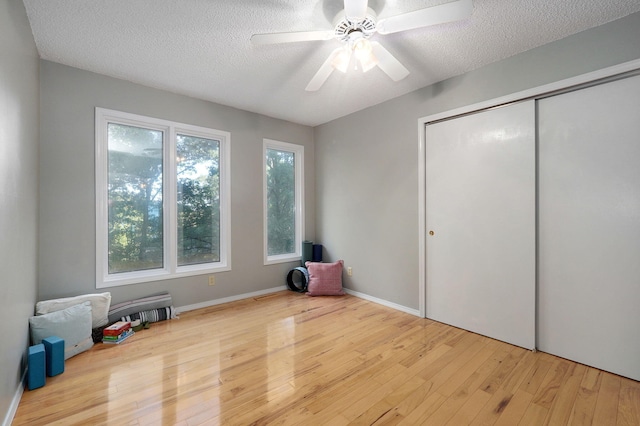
[36,292,111,328]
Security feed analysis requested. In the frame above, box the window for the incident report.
[96,108,230,287]
[263,139,304,264]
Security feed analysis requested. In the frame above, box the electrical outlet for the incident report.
[347,267,353,277]
[208,276,216,286]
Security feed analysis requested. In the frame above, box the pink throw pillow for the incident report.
[305,260,345,296]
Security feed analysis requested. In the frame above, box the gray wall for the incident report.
[314,12,640,311]
[38,61,315,307]
[0,0,40,421]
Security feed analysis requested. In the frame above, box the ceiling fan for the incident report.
[251,0,473,91]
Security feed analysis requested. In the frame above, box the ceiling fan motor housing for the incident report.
[333,8,377,42]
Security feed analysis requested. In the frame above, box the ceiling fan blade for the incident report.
[376,0,472,35]
[305,48,342,91]
[344,0,369,21]
[251,30,334,45]
[371,42,409,81]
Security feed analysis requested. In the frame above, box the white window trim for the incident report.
[95,107,231,288]
[263,139,304,265]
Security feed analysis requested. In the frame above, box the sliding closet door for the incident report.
[425,100,535,350]
[538,75,640,381]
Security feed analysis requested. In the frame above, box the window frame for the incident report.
[263,139,304,265]
[95,107,231,288]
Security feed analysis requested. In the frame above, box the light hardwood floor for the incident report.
[13,291,640,425]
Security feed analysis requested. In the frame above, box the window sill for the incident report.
[264,255,301,266]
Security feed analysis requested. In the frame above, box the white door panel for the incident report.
[538,74,640,381]
[425,100,536,350]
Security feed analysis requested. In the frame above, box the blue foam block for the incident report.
[28,344,46,390]
[43,336,65,377]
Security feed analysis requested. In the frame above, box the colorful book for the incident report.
[102,334,125,341]
[102,329,134,344]
[103,328,131,340]
[103,321,131,336]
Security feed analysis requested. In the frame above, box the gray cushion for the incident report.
[30,302,94,359]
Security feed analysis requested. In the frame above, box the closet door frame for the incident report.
[417,59,640,322]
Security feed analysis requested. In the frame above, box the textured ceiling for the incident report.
[22,0,640,126]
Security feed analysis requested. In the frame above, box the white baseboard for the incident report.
[175,285,420,318]
[175,285,287,313]
[343,288,421,317]
[3,370,25,426]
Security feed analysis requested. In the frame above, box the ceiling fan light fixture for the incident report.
[353,37,372,60]
[359,52,378,72]
[331,46,352,73]
[352,37,377,72]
